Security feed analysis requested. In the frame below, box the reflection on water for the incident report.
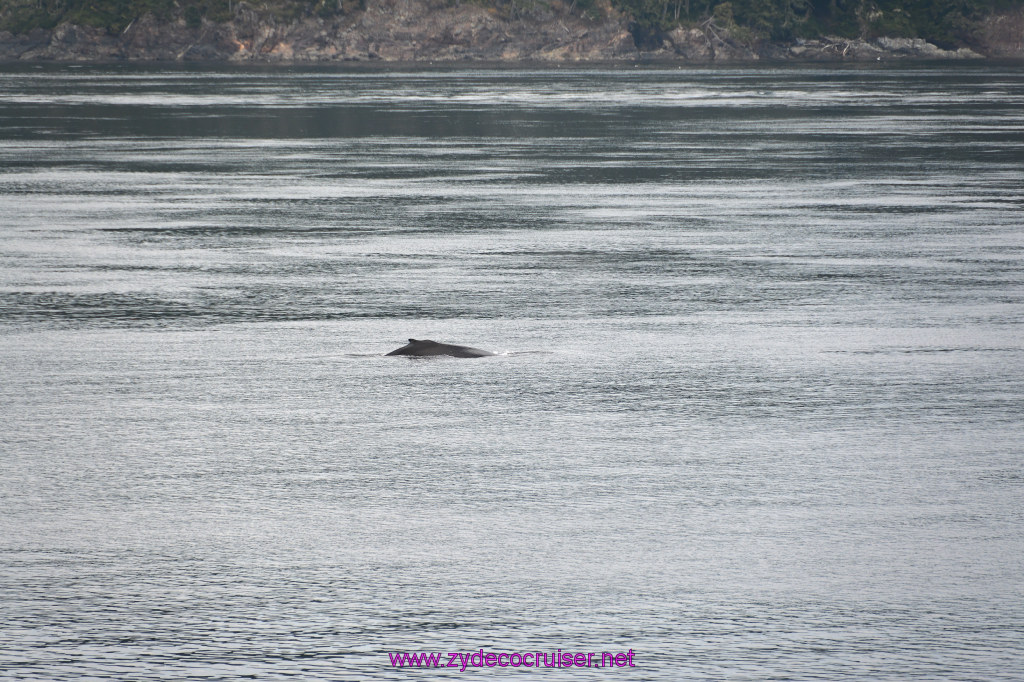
[1,64,1023,681]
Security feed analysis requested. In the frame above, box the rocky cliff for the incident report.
[1,0,1021,62]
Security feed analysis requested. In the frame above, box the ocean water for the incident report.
[1,63,1023,680]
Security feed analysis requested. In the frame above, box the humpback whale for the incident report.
[385,339,496,358]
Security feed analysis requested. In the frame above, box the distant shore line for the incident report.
[2,3,1022,64]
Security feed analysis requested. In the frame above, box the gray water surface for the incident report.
[1,64,1023,680]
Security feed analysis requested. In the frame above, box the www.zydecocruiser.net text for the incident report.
[388,649,637,670]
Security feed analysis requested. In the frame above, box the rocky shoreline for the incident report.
[1,0,1021,63]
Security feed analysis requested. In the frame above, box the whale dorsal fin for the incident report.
[408,338,419,343]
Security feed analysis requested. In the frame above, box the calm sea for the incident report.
[1,63,1022,680]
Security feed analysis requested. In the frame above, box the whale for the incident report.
[385,338,497,358]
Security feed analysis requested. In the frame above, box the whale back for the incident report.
[386,338,495,358]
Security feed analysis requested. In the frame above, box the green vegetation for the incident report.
[0,0,1017,51]
[0,0,362,35]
